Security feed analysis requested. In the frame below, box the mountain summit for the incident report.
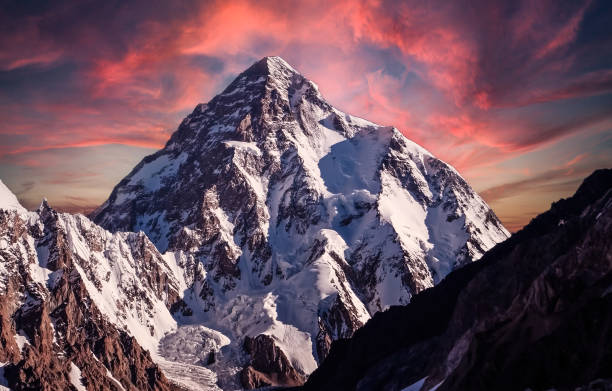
[237,55,301,80]
[90,56,509,388]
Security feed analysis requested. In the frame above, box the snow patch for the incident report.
[157,359,222,391]
[158,325,230,366]
[69,362,86,391]
[105,368,126,391]
[0,179,26,214]
[378,171,429,245]
[128,153,188,192]
[14,330,30,351]
[318,128,388,194]
[29,259,53,288]
[223,140,262,156]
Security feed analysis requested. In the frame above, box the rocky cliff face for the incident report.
[0,181,187,390]
[303,169,612,391]
[90,56,509,388]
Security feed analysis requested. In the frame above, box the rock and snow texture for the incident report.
[91,56,510,388]
[303,169,612,391]
[0,56,510,391]
[0,187,202,390]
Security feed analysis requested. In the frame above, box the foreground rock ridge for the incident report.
[0,56,509,390]
[303,168,612,391]
[90,56,508,388]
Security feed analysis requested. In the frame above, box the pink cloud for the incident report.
[1,0,610,229]
[2,0,603,161]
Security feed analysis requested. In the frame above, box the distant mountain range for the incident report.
[0,57,607,391]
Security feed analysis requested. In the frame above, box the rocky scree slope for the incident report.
[303,169,612,391]
[92,56,509,388]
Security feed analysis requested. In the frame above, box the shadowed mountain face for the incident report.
[302,169,612,391]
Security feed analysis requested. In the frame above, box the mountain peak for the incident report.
[161,55,322,148]
[37,197,52,214]
[93,58,510,388]
[230,55,309,98]
[245,55,299,79]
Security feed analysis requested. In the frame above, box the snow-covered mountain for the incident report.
[0,180,204,390]
[90,56,510,388]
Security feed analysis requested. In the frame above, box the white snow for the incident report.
[378,171,429,245]
[29,258,53,288]
[113,189,135,205]
[105,368,126,391]
[49,213,182,355]
[14,330,30,351]
[157,359,222,391]
[256,293,318,374]
[127,152,187,192]
[345,112,378,128]
[0,179,27,213]
[400,376,443,391]
[223,140,262,156]
[69,362,86,391]
[318,127,388,195]
[425,205,469,282]
[90,351,126,391]
[159,325,230,364]
[266,56,298,74]
[157,325,230,390]
[289,82,310,109]
[73,250,177,352]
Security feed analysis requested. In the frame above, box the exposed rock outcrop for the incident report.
[240,334,305,389]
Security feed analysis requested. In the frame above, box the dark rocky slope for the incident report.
[303,169,612,391]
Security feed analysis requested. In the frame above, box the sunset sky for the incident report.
[1,0,611,231]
